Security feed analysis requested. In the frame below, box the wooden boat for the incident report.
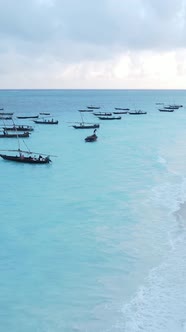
[128,111,147,115]
[72,123,100,129]
[158,108,174,112]
[39,112,50,115]
[3,125,34,132]
[87,106,100,109]
[98,116,121,120]
[17,115,39,119]
[33,119,58,124]
[93,112,112,116]
[0,112,14,116]
[0,116,13,120]
[0,153,51,164]
[0,131,30,138]
[85,130,98,142]
[115,107,129,110]
[164,106,179,110]
[113,111,128,114]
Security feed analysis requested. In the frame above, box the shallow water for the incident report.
[0,89,186,331]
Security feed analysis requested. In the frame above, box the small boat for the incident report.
[0,153,51,164]
[115,107,129,110]
[0,112,14,116]
[0,116,13,120]
[85,129,98,142]
[0,131,30,138]
[87,106,100,109]
[39,112,50,115]
[158,108,174,112]
[93,112,112,116]
[98,116,121,120]
[164,105,179,110]
[72,123,100,129]
[128,111,147,115]
[113,111,128,114]
[3,125,34,132]
[33,119,58,124]
[17,115,39,119]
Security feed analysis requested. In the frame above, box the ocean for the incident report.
[0,89,186,332]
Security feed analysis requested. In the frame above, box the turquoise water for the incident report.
[1,90,186,331]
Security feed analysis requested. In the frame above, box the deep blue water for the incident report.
[1,89,186,331]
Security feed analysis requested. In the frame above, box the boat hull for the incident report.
[0,154,51,164]
[73,124,100,129]
[33,120,58,124]
[17,115,39,119]
[85,134,97,142]
[0,132,30,138]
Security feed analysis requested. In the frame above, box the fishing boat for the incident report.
[113,111,128,114]
[158,108,174,112]
[97,116,122,120]
[0,116,13,120]
[72,123,100,129]
[87,106,100,109]
[71,113,100,129]
[0,131,30,138]
[17,115,39,119]
[3,125,34,131]
[0,112,14,116]
[85,129,98,142]
[115,107,129,110]
[33,119,58,124]
[0,152,51,164]
[39,112,50,115]
[93,112,112,116]
[128,110,147,115]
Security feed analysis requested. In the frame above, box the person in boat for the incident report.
[38,155,42,160]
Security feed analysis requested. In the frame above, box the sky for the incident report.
[1,0,186,89]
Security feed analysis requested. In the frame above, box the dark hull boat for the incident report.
[129,111,147,115]
[98,116,121,120]
[0,116,13,120]
[158,109,174,112]
[17,115,39,119]
[3,125,34,131]
[33,120,58,124]
[0,154,51,164]
[0,112,14,116]
[113,111,128,114]
[72,123,100,129]
[39,112,50,115]
[93,112,112,116]
[115,108,129,110]
[85,134,97,142]
[0,132,30,138]
[87,106,100,109]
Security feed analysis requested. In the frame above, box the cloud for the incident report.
[0,0,186,60]
[0,0,186,88]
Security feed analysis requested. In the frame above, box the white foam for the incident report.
[110,176,186,332]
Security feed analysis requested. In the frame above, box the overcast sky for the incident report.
[1,0,186,88]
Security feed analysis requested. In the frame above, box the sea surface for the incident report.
[0,89,186,332]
